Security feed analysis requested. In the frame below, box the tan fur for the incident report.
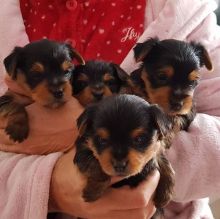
[127,140,161,176]
[76,85,113,106]
[16,71,32,95]
[61,61,73,71]
[30,62,44,73]
[88,135,161,177]
[126,79,147,99]
[75,86,94,106]
[96,128,110,139]
[158,66,174,77]
[203,49,213,71]
[32,81,72,107]
[87,139,113,175]
[180,96,193,114]
[141,71,171,113]
[103,86,113,96]
[103,73,114,81]
[130,127,145,138]
[77,73,89,81]
[188,70,200,81]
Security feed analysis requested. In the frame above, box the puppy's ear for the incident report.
[65,43,85,65]
[110,63,129,82]
[77,104,97,137]
[149,104,171,140]
[4,47,23,79]
[133,37,159,62]
[190,42,213,71]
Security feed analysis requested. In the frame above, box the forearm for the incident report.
[0,151,61,219]
[167,113,220,202]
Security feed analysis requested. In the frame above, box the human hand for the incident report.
[0,98,83,155]
[49,148,160,219]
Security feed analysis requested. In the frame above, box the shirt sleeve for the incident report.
[0,151,62,219]
[0,0,29,95]
[121,0,220,202]
[167,3,220,202]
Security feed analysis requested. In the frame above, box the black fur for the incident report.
[74,94,174,209]
[132,38,212,131]
[71,60,129,106]
[4,39,78,89]
[1,39,84,142]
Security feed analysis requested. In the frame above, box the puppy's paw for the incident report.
[82,189,102,202]
[0,95,13,107]
[5,119,29,143]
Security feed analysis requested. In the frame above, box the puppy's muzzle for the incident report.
[92,91,104,100]
[49,79,66,100]
[91,84,105,101]
[111,159,128,174]
[52,90,64,99]
[170,92,188,112]
[170,99,183,111]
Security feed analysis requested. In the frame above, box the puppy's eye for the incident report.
[105,79,116,86]
[31,73,44,83]
[77,80,88,90]
[95,136,108,148]
[133,135,148,147]
[156,72,169,84]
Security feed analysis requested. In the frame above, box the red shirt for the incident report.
[20,0,146,64]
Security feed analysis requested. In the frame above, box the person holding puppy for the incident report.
[0,0,220,219]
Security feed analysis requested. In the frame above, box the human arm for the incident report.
[0,148,159,219]
[49,148,159,219]
[121,0,220,202]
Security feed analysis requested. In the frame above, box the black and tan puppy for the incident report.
[0,39,84,142]
[74,94,174,210]
[130,37,213,131]
[71,60,130,106]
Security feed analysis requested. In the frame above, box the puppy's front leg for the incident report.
[0,94,29,142]
[154,153,175,208]
[83,176,110,202]
[74,143,111,202]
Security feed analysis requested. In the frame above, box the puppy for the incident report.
[130,38,213,132]
[71,60,130,106]
[0,39,84,142]
[74,94,174,210]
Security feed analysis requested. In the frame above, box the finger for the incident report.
[145,200,157,219]
[0,144,24,153]
[91,207,147,219]
[110,176,125,184]
[87,170,160,211]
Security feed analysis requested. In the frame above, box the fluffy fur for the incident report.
[130,38,213,134]
[74,94,174,211]
[0,39,84,142]
[71,60,130,106]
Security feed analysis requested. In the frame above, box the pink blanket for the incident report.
[1,0,220,218]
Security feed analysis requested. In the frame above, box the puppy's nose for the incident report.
[92,92,104,100]
[171,101,183,111]
[112,159,128,173]
[52,90,64,99]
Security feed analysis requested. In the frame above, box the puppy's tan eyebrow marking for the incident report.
[78,73,89,81]
[131,127,145,138]
[96,128,110,139]
[103,73,114,81]
[61,60,73,71]
[30,62,44,73]
[188,70,200,81]
[158,66,174,77]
